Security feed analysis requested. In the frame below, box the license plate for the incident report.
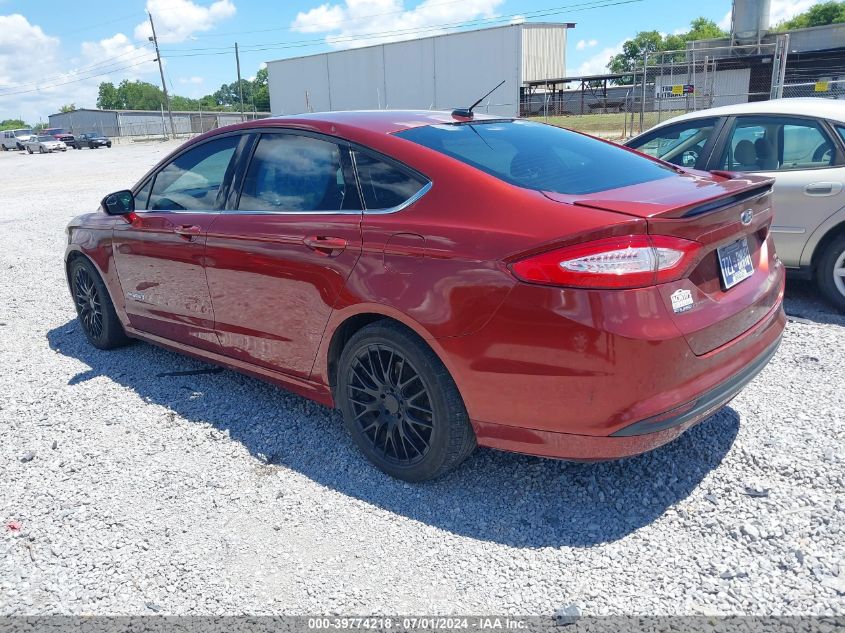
[717,238,754,290]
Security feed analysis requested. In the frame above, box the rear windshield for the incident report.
[395,119,675,195]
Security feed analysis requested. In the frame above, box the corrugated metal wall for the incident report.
[48,110,120,136]
[267,24,568,118]
[522,25,567,83]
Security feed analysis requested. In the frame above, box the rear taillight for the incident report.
[510,235,701,289]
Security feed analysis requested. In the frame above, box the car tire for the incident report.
[69,258,131,350]
[336,321,476,481]
[26,147,32,154]
[816,233,845,312]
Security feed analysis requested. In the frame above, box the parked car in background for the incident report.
[1,128,35,150]
[43,127,76,146]
[25,135,67,154]
[65,112,785,481]
[626,98,845,310]
[73,132,112,149]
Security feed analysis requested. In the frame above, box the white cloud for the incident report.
[134,0,236,44]
[292,0,504,49]
[575,39,625,76]
[179,76,204,84]
[0,14,158,122]
[719,0,825,30]
[0,14,60,87]
[576,38,598,50]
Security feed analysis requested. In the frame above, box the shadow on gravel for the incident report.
[48,320,739,548]
[784,279,845,326]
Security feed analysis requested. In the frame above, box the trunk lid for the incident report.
[546,170,781,355]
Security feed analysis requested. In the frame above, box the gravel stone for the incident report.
[0,142,843,616]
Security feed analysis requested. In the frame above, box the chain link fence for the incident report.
[48,110,271,143]
[521,36,802,141]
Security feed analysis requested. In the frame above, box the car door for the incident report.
[204,130,364,378]
[709,115,845,269]
[112,133,244,351]
[626,117,724,170]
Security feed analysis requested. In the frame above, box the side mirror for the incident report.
[102,190,135,216]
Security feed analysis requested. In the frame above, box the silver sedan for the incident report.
[626,98,845,311]
[24,135,68,154]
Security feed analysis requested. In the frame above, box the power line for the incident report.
[190,0,478,39]
[0,59,157,98]
[1,0,644,101]
[161,0,643,57]
[0,46,155,90]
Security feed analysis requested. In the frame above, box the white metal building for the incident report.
[267,23,573,118]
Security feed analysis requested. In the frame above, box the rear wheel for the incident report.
[336,321,476,481]
[69,258,131,349]
[816,233,845,311]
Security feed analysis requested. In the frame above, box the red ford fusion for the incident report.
[65,110,785,481]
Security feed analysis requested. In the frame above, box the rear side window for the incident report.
[395,120,675,195]
[238,134,360,212]
[719,116,836,172]
[149,135,239,211]
[352,149,427,210]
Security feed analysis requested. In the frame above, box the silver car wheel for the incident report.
[833,248,845,299]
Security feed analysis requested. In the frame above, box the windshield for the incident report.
[395,119,675,195]
[14,129,33,136]
[37,135,53,141]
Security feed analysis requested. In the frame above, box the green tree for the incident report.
[252,67,270,112]
[59,103,76,113]
[607,18,728,82]
[97,82,119,109]
[0,119,28,130]
[774,1,845,30]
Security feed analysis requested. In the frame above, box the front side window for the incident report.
[396,120,675,195]
[148,135,239,211]
[238,134,360,212]
[628,118,717,169]
[719,116,836,172]
[353,150,428,211]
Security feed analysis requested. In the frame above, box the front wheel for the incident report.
[26,147,32,154]
[69,258,131,349]
[336,321,476,482]
[816,233,845,311]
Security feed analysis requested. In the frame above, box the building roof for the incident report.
[643,98,845,129]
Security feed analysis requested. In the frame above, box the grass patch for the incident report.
[526,111,686,140]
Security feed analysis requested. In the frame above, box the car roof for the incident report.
[645,98,845,130]
[235,109,507,135]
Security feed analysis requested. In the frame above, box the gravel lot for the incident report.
[0,141,843,617]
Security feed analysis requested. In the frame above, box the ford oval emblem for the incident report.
[740,209,753,226]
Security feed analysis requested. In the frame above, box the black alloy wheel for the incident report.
[337,321,476,481]
[69,258,131,349]
[347,344,435,465]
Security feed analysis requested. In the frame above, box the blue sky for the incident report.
[0,0,821,122]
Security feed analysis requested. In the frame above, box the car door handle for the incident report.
[303,235,348,255]
[804,182,842,196]
[174,224,202,239]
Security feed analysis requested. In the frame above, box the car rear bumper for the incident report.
[469,328,782,461]
[436,261,785,460]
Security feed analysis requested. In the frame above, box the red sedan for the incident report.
[65,111,785,481]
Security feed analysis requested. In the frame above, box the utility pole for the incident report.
[235,42,245,122]
[149,12,175,139]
